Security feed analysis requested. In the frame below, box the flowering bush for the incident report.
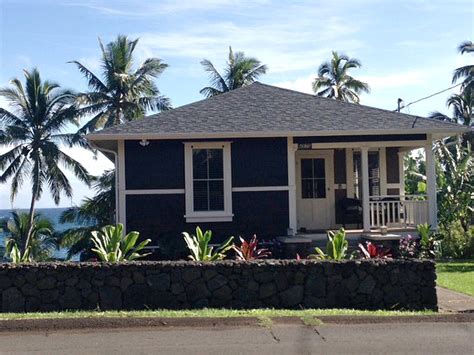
[399,235,419,258]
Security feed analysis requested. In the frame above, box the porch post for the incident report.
[118,140,127,231]
[287,137,297,235]
[361,146,370,232]
[425,137,438,229]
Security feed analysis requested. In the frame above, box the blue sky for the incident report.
[0,0,472,209]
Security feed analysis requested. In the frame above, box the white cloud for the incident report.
[0,145,113,209]
[134,15,363,75]
[274,73,315,94]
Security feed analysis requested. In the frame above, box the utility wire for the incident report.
[395,83,462,112]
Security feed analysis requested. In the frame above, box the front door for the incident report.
[296,151,334,231]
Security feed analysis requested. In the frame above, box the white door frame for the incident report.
[295,149,335,230]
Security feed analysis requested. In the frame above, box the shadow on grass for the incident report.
[437,262,474,273]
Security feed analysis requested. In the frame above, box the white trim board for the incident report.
[124,187,290,194]
[310,140,428,149]
[125,189,185,195]
[88,128,467,141]
[232,186,289,192]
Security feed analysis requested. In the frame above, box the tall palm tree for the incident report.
[312,51,370,103]
[200,46,268,98]
[0,68,91,251]
[429,90,473,126]
[57,169,115,259]
[2,211,57,261]
[71,35,171,133]
[453,40,474,93]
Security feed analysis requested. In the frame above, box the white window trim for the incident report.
[184,142,233,223]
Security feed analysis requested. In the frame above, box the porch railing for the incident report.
[369,195,428,229]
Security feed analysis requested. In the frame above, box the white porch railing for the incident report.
[369,195,428,229]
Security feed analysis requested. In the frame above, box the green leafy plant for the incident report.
[438,221,474,259]
[5,239,31,263]
[417,223,439,259]
[183,227,234,261]
[90,224,151,262]
[310,228,348,260]
[1,211,57,261]
[233,235,271,261]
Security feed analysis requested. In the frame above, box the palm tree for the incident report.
[453,40,474,92]
[429,90,473,126]
[312,51,370,103]
[0,68,91,251]
[200,46,268,98]
[2,211,57,261]
[57,169,115,259]
[71,35,171,133]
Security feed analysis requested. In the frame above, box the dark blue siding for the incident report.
[231,138,288,187]
[125,137,288,189]
[125,140,184,190]
[294,134,426,144]
[126,191,289,243]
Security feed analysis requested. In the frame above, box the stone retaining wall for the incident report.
[0,260,437,312]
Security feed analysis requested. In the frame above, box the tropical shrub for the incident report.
[90,224,151,262]
[183,227,234,261]
[398,235,419,258]
[1,212,57,261]
[310,228,348,260]
[5,239,31,263]
[358,242,392,259]
[438,221,474,259]
[417,223,439,259]
[233,235,271,261]
[57,169,115,260]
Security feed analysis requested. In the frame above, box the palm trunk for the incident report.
[24,190,38,255]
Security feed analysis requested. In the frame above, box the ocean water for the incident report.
[0,207,83,260]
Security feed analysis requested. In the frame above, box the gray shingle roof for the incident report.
[88,82,467,139]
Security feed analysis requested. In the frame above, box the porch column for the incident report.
[425,138,438,229]
[118,140,127,231]
[361,147,371,232]
[287,137,297,235]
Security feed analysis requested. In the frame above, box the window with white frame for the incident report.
[184,142,232,222]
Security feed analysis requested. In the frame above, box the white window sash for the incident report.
[184,142,233,222]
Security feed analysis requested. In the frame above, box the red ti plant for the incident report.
[234,235,271,260]
[358,242,392,259]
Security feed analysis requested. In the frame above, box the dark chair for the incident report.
[338,197,363,228]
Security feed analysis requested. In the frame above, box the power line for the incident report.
[395,83,462,112]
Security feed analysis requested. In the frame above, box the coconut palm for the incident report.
[57,169,115,259]
[71,35,171,133]
[2,211,57,261]
[429,90,473,126]
[312,51,370,103]
[453,40,474,92]
[200,46,267,98]
[0,68,91,251]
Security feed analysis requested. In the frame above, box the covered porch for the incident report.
[286,134,437,236]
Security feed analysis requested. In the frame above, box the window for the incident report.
[301,158,326,199]
[353,150,380,198]
[184,142,232,222]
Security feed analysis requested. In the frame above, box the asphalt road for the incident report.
[0,322,472,355]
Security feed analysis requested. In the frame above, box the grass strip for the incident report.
[0,308,436,321]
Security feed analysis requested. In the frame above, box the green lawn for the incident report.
[0,308,435,321]
[437,260,474,296]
